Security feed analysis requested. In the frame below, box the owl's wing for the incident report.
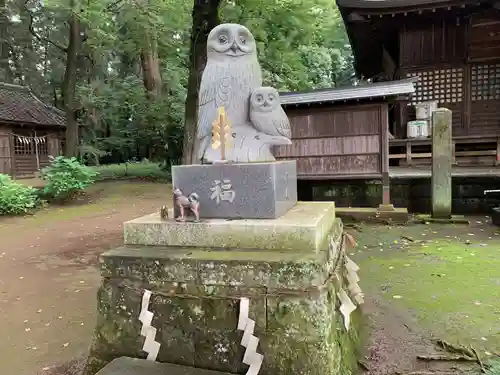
[197,65,231,142]
[273,106,292,139]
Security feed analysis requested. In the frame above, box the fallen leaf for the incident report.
[37,309,42,313]
[393,295,402,299]
[25,328,31,332]
[63,342,70,347]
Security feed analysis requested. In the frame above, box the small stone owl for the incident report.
[249,86,291,139]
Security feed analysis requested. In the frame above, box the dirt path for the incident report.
[0,181,167,375]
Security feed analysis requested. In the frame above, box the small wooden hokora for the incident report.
[196,23,292,163]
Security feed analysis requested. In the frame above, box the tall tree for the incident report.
[182,0,220,165]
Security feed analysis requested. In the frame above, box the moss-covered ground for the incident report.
[350,218,500,374]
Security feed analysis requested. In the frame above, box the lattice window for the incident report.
[406,68,464,105]
[471,63,500,101]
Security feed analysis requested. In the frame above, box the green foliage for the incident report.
[92,161,171,182]
[5,0,353,167]
[41,156,98,200]
[221,0,354,91]
[0,174,40,216]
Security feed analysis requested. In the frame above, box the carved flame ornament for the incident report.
[212,107,232,161]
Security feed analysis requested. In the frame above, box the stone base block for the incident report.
[96,357,232,375]
[171,161,297,219]
[336,207,409,224]
[86,219,363,375]
[96,357,230,375]
[124,202,335,252]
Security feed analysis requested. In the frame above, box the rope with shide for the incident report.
[105,232,355,301]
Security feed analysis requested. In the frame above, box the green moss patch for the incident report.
[355,224,500,351]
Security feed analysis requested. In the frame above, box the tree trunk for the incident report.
[62,12,82,158]
[182,0,221,165]
[0,0,12,82]
[140,34,162,97]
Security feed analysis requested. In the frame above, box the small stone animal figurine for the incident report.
[173,188,200,222]
[160,205,169,220]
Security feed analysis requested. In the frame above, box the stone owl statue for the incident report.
[196,23,262,162]
[249,86,291,139]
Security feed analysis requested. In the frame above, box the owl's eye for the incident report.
[256,94,263,102]
[240,36,246,44]
[268,95,274,102]
[218,35,228,44]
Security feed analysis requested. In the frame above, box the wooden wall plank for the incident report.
[274,135,380,158]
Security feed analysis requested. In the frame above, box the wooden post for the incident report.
[9,132,16,178]
[33,130,40,171]
[431,108,453,219]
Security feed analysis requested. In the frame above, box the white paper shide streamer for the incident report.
[345,256,364,305]
[237,298,264,375]
[138,290,161,361]
[337,256,365,332]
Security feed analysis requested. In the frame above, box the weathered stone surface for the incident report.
[86,219,362,375]
[95,357,233,375]
[124,201,335,252]
[431,108,452,219]
[171,161,297,219]
[103,218,342,289]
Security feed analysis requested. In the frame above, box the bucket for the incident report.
[407,120,429,138]
[415,101,438,120]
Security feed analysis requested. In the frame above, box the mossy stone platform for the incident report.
[124,202,336,252]
[85,202,363,375]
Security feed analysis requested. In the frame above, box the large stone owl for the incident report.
[196,23,262,162]
[249,86,291,139]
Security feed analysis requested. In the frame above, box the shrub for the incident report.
[0,174,40,215]
[92,161,171,182]
[41,156,98,200]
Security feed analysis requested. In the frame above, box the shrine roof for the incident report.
[0,82,66,127]
[279,78,416,106]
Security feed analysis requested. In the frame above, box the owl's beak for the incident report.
[230,42,238,53]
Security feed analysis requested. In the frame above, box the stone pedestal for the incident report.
[171,161,297,219]
[85,202,362,375]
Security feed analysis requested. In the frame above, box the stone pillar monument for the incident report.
[84,23,363,375]
[431,108,453,219]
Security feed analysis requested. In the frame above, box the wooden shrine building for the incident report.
[277,79,415,180]
[337,0,500,167]
[0,83,65,178]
